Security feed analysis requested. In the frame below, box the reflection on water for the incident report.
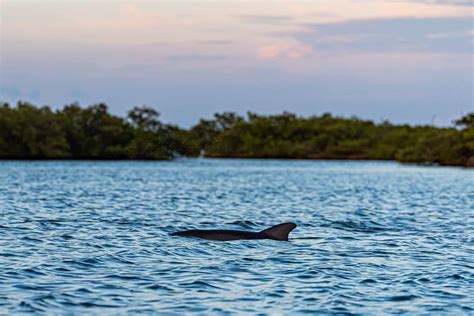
[0,159,472,314]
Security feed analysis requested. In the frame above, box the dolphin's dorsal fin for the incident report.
[260,223,297,241]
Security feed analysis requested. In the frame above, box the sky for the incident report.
[1,0,473,127]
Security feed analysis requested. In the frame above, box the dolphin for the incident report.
[170,222,297,241]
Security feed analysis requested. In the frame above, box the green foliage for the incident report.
[57,103,132,159]
[454,113,474,129]
[0,101,472,166]
[196,111,473,166]
[126,106,167,159]
[0,102,186,160]
[396,129,469,166]
[127,106,162,132]
[0,102,68,158]
[188,112,244,152]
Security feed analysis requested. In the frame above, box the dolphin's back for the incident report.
[171,222,297,241]
[171,229,262,241]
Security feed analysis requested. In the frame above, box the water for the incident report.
[0,159,472,314]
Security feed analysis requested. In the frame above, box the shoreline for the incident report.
[2,102,472,168]
[0,156,472,168]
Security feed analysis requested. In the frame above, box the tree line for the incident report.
[0,101,473,167]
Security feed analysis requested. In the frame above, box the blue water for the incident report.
[0,159,472,314]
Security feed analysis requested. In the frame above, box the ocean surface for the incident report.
[0,159,472,315]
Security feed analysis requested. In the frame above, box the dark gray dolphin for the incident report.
[170,222,297,241]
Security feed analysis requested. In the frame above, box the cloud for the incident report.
[235,14,292,24]
[164,54,230,62]
[257,41,314,60]
[295,17,473,53]
[399,0,473,6]
[196,40,233,46]
[426,30,474,39]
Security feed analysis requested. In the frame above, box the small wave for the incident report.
[146,284,174,291]
[227,220,257,228]
[18,300,46,313]
[104,274,149,282]
[22,268,47,276]
[14,284,48,291]
[360,278,377,284]
[321,220,391,233]
[62,258,103,269]
[179,280,222,289]
[387,294,418,302]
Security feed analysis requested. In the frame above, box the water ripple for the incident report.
[0,159,472,314]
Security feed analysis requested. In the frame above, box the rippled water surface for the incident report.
[0,159,473,314]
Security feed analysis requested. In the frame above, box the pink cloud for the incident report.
[257,41,314,60]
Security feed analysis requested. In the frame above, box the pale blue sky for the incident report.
[1,0,472,126]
